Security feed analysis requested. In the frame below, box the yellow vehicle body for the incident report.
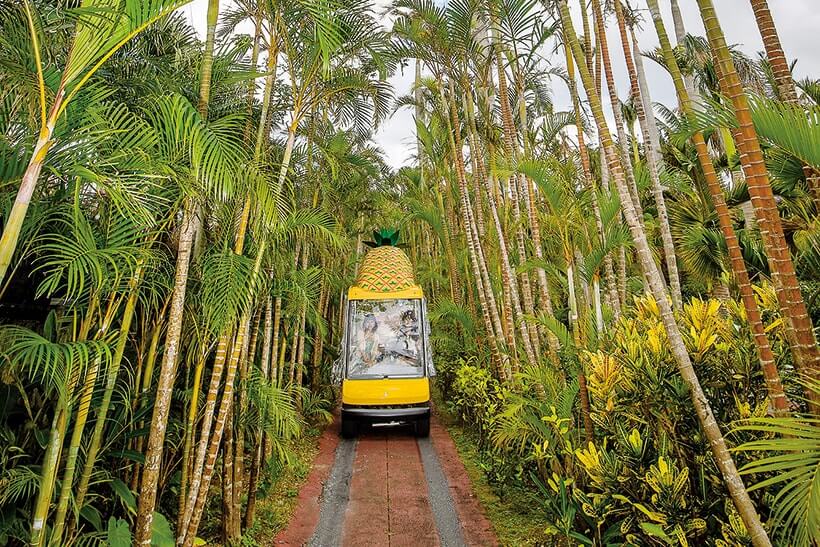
[341,377,430,406]
[340,245,432,437]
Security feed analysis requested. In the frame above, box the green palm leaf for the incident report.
[732,399,820,547]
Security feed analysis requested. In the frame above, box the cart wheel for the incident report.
[341,417,358,438]
[415,416,430,438]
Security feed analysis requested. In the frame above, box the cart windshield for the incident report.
[346,298,424,379]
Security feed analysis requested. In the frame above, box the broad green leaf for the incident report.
[106,517,132,547]
[110,478,137,514]
[151,512,175,547]
[80,505,102,532]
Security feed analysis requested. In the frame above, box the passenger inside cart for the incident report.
[348,299,422,378]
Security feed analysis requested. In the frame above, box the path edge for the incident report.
[274,415,341,545]
[429,412,499,547]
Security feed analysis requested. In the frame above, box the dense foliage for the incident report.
[1,0,819,546]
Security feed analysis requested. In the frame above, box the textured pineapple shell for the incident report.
[355,246,416,292]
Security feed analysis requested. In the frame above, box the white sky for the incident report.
[180,0,820,169]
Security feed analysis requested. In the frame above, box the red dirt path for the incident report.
[429,418,497,547]
[274,418,341,545]
[275,416,498,546]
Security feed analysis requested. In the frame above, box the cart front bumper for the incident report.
[341,403,430,422]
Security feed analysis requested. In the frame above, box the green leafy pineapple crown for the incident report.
[364,228,400,248]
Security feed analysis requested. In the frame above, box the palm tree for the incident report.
[748,0,820,207]
[392,0,512,379]
[612,0,682,311]
[645,0,789,416]
[556,2,771,544]
[695,0,820,410]
[0,0,193,288]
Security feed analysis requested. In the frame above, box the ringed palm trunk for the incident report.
[695,0,820,409]
[181,244,266,547]
[589,0,644,223]
[748,0,820,207]
[135,0,219,542]
[245,299,271,528]
[0,115,57,286]
[462,82,520,357]
[490,27,538,366]
[669,0,699,104]
[612,0,682,311]
[134,202,199,545]
[748,0,798,102]
[436,188,462,306]
[512,62,558,358]
[187,19,281,537]
[30,314,91,547]
[441,81,508,380]
[30,398,69,545]
[565,47,621,319]
[222,405,236,542]
[177,346,207,534]
[646,0,789,415]
[72,266,143,523]
[558,4,771,545]
[51,340,105,543]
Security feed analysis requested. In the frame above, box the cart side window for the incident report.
[347,299,423,378]
[422,298,435,376]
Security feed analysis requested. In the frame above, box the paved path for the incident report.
[275,415,497,547]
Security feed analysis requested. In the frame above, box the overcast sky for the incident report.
[180,0,820,169]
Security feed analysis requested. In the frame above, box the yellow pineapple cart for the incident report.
[339,232,434,438]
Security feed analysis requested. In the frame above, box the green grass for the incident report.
[436,406,550,547]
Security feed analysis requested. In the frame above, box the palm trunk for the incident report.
[260,297,274,380]
[559,4,771,544]
[52,298,121,542]
[312,280,327,390]
[243,443,263,529]
[178,329,230,537]
[589,0,644,223]
[288,318,299,386]
[231,310,257,538]
[748,0,820,206]
[30,404,69,546]
[462,83,518,357]
[73,268,142,517]
[513,62,554,357]
[272,297,282,387]
[0,96,60,287]
[177,347,207,533]
[567,253,594,441]
[135,202,199,545]
[669,0,699,103]
[238,308,262,532]
[695,0,820,409]
[181,243,266,546]
[646,0,789,416]
[490,26,538,366]
[566,46,621,319]
[748,0,796,102]
[277,322,288,389]
[613,0,682,311]
[130,313,165,492]
[441,81,508,380]
[135,0,219,540]
[222,405,237,544]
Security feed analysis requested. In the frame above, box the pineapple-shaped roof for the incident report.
[356,246,416,292]
[355,229,416,292]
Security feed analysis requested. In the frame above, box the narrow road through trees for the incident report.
[275,415,497,547]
